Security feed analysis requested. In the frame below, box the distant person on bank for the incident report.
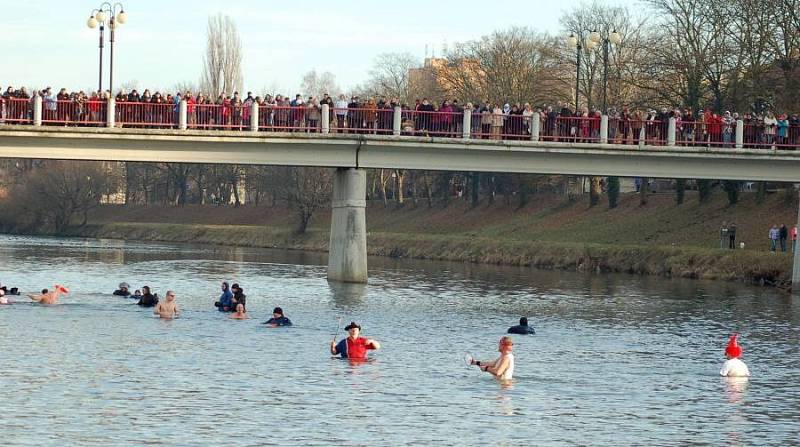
[507,317,535,335]
[769,224,780,252]
[330,322,380,360]
[720,333,750,377]
[263,307,292,326]
[153,290,179,319]
[779,224,788,252]
[792,225,798,253]
[728,223,737,249]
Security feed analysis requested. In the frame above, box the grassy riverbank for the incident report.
[42,190,795,288]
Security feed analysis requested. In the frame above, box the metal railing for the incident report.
[3,97,800,150]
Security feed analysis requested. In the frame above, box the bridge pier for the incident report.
[794,191,800,291]
[327,168,368,283]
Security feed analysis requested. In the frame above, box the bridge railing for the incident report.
[0,97,33,124]
[4,97,800,150]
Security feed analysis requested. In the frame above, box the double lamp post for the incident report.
[86,3,127,95]
[567,29,621,114]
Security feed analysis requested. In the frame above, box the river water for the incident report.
[0,234,798,446]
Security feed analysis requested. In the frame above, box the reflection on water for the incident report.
[1,234,799,446]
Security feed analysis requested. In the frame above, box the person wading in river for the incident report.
[153,290,179,319]
[330,322,380,360]
[28,285,69,305]
[470,336,515,381]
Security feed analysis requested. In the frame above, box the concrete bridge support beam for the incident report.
[327,168,368,284]
[794,191,800,291]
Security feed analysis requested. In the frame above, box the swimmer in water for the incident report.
[0,289,10,305]
[720,333,750,377]
[330,322,380,360]
[153,290,179,319]
[230,303,249,319]
[507,316,535,335]
[28,285,69,305]
[262,307,292,326]
[470,336,515,380]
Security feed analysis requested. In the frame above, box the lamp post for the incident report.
[566,32,597,113]
[567,30,621,113]
[87,3,127,95]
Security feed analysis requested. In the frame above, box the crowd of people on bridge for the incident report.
[2,85,799,149]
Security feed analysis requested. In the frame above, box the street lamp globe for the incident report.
[585,39,597,50]
[116,10,127,24]
[589,30,601,43]
[609,30,622,44]
[567,34,578,48]
[87,16,98,28]
[95,10,107,22]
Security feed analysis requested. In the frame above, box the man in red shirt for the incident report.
[330,322,380,360]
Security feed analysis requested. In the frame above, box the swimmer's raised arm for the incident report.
[366,339,381,350]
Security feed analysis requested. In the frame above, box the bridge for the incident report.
[1,101,799,288]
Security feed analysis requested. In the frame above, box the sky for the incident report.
[0,0,637,95]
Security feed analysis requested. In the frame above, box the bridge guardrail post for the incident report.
[106,98,115,128]
[668,117,676,146]
[321,104,330,134]
[600,115,609,144]
[250,102,259,132]
[735,119,744,149]
[393,106,402,136]
[531,112,540,142]
[33,94,42,126]
[178,100,187,130]
[462,108,471,139]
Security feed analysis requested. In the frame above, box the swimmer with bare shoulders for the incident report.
[28,285,69,305]
[230,303,249,319]
[153,290,179,319]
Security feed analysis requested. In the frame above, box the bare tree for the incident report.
[363,53,419,104]
[201,14,243,97]
[273,167,332,233]
[300,70,340,99]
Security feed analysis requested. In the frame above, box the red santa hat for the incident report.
[725,333,742,358]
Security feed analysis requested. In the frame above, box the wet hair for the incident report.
[41,288,48,294]
[519,317,528,326]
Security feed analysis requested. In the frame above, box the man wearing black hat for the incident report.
[330,321,380,360]
[507,317,535,335]
[263,307,292,327]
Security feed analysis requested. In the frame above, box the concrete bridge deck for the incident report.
[1,126,800,182]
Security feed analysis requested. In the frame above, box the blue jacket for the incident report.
[218,289,233,309]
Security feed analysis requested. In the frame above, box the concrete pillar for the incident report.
[531,112,540,142]
[462,108,471,139]
[33,95,42,126]
[393,106,402,136]
[106,98,115,128]
[793,191,800,291]
[600,115,609,144]
[321,104,330,134]
[327,168,368,283]
[178,99,187,130]
[250,102,259,132]
[735,119,744,149]
[668,117,676,146]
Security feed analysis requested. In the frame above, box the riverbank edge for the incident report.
[10,221,789,288]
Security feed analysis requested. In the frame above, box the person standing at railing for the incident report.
[763,112,777,148]
[364,98,378,134]
[242,92,254,129]
[320,93,334,130]
[230,92,243,130]
[440,100,455,136]
[307,98,321,133]
[789,114,800,147]
[522,103,534,136]
[334,94,348,132]
[491,104,504,141]
[479,102,493,139]
[776,114,789,148]
[347,96,361,134]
